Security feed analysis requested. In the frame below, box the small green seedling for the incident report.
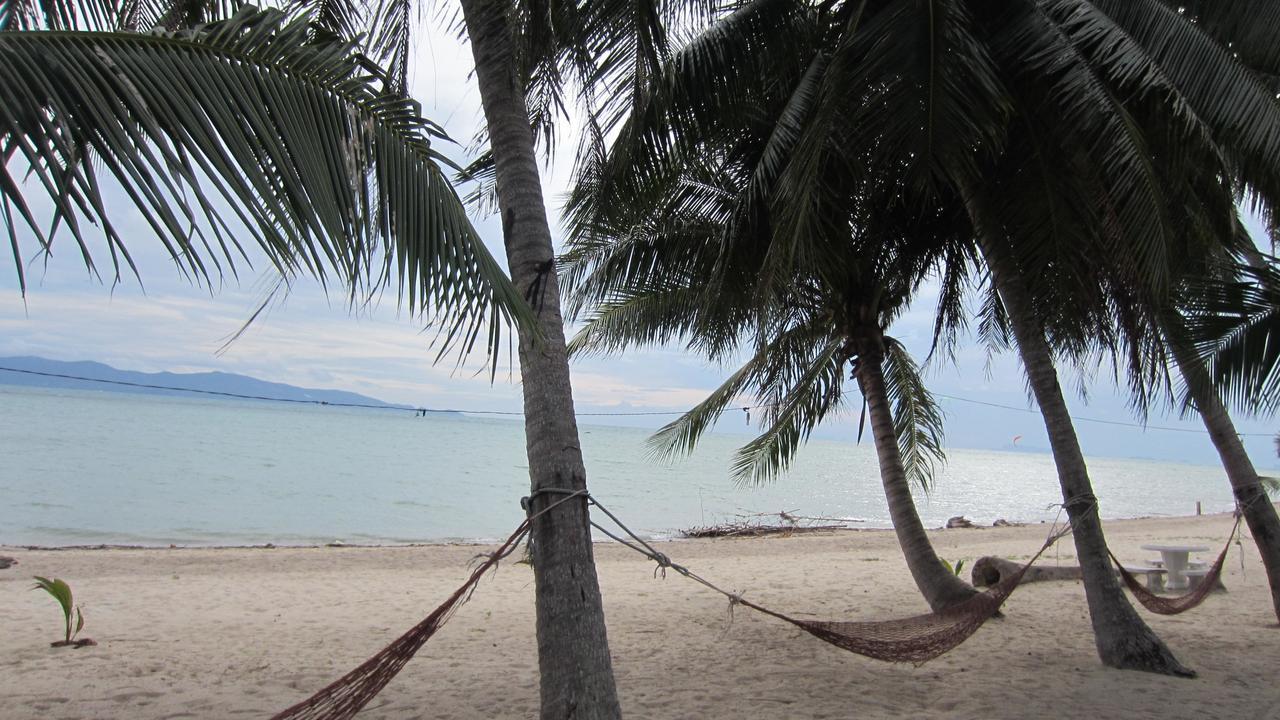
[31,576,95,648]
[940,558,966,577]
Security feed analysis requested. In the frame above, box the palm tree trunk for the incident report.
[981,242,1193,677]
[459,0,622,716]
[854,335,978,612]
[1172,343,1280,624]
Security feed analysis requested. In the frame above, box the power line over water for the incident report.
[0,365,1270,436]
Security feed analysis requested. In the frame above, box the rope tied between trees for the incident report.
[271,489,1245,720]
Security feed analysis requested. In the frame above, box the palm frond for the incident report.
[646,351,760,461]
[1184,258,1280,415]
[566,283,711,357]
[728,335,846,485]
[1164,0,1280,79]
[1,6,526,363]
[882,337,946,492]
[1,0,124,31]
[366,0,408,94]
[1085,0,1280,211]
[287,0,364,42]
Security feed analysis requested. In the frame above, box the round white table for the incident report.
[1141,544,1210,591]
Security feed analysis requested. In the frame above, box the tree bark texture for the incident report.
[1173,344,1280,624]
[981,241,1194,677]
[854,335,978,612]
[459,0,623,716]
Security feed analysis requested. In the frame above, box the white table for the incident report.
[1141,544,1210,591]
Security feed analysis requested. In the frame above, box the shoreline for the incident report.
[0,507,1243,553]
[4,510,1278,719]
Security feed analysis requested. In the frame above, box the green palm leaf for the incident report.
[882,337,946,492]
[1,6,527,362]
[728,335,846,485]
[1184,258,1280,415]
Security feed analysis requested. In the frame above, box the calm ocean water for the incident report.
[0,385,1242,547]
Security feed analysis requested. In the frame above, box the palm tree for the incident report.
[565,94,980,611]
[1174,253,1280,623]
[305,0,706,711]
[2,2,625,715]
[570,0,1280,675]
[1,3,521,358]
[455,1,621,714]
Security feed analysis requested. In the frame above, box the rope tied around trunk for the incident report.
[582,493,1075,664]
[269,490,585,720]
[271,491,1078,719]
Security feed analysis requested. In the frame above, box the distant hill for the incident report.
[0,356,446,414]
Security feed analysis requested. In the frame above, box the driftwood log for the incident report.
[971,556,1083,587]
[971,556,1226,591]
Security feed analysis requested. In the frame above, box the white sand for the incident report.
[3,511,1279,719]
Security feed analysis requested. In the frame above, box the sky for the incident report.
[2,19,1278,471]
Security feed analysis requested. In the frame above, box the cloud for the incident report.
[569,369,719,410]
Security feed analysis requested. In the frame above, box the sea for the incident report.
[0,384,1244,547]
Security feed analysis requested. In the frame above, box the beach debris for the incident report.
[682,511,857,538]
[946,516,976,529]
[31,576,95,648]
[971,556,1083,587]
[992,519,1014,528]
[0,556,16,569]
[326,541,346,547]
[681,522,846,538]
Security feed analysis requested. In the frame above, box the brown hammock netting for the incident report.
[729,558,1030,664]
[271,513,1065,720]
[1108,515,1239,615]
[270,505,1239,720]
[270,519,531,720]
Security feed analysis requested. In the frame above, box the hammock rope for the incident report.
[578,490,1074,664]
[271,491,1075,719]
[269,490,585,720]
[1108,514,1241,615]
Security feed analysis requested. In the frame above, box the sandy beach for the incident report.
[3,511,1278,719]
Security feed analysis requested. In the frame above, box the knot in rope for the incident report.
[650,551,672,579]
[723,591,745,628]
[1060,493,1098,514]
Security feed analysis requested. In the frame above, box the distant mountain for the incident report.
[0,356,447,414]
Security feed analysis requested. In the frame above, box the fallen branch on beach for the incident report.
[970,556,1083,587]
[681,523,848,538]
[681,511,857,538]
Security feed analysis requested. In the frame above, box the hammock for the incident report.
[1108,516,1239,615]
[270,519,531,720]
[727,554,1034,664]
[271,503,1068,720]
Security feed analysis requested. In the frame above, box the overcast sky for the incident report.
[2,21,1277,470]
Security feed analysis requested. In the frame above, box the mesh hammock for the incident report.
[728,556,1032,664]
[271,520,1063,720]
[1108,516,1239,615]
[714,528,1072,664]
[270,519,531,720]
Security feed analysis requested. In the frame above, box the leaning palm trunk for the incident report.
[458,0,622,716]
[1172,344,1280,623]
[854,334,978,612]
[982,245,1193,677]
